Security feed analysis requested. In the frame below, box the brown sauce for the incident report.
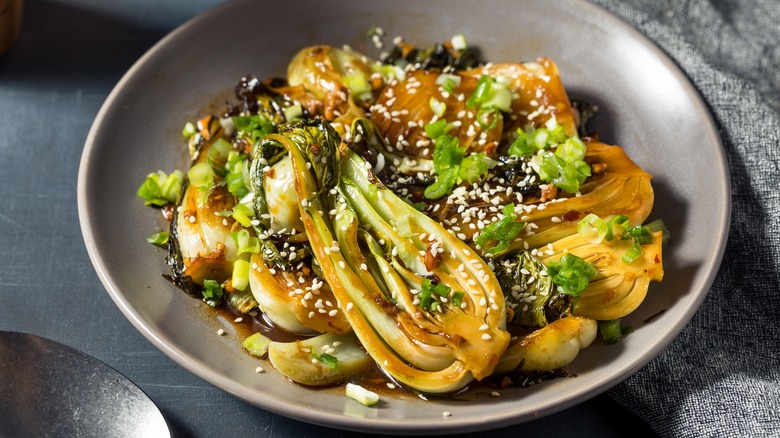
[213,300,564,399]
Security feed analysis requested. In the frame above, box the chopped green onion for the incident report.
[159,170,184,202]
[343,73,372,101]
[424,119,453,140]
[312,352,339,369]
[474,203,524,254]
[372,63,405,82]
[187,162,216,188]
[451,290,466,307]
[622,240,643,263]
[231,203,254,227]
[546,253,596,297]
[346,383,379,406]
[451,34,468,51]
[202,279,224,307]
[481,83,512,112]
[232,114,274,144]
[578,213,608,244]
[620,225,653,263]
[467,75,493,109]
[475,105,499,129]
[599,319,634,344]
[182,122,196,138]
[423,278,451,298]
[435,73,461,93]
[423,167,459,199]
[555,136,587,162]
[232,259,250,291]
[530,150,590,194]
[137,170,184,206]
[283,103,304,122]
[225,151,251,199]
[429,97,447,117]
[208,138,233,163]
[605,215,630,241]
[645,219,670,246]
[242,332,271,357]
[459,153,490,184]
[231,229,261,255]
[507,129,535,157]
[424,135,464,199]
[146,231,170,246]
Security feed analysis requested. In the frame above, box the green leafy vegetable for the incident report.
[474,203,524,254]
[496,251,572,327]
[546,253,597,296]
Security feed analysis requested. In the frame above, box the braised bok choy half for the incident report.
[138,36,666,396]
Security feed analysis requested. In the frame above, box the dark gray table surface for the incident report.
[0,1,656,436]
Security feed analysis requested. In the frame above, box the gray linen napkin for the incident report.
[588,0,780,436]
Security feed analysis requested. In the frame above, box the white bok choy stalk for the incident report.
[263,119,510,394]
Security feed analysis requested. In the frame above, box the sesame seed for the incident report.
[481,333,492,340]
[255,366,265,373]
[217,329,225,336]
[491,391,500,397]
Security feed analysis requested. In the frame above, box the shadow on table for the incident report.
[0,0,170,89]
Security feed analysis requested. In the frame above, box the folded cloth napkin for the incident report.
[590,0,780,436]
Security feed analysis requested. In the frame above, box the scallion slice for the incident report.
[187,162,216,188]
[346,383,379,406]
[429,97,447,117]
[182,122,196,138]
[450,34,468,51]
[599,319,634,344]
[242,332,272,357]
[232,259,251,291]
[146,231,169,246]
[435,73,461,93]
[283,103,304,122]
[578,213,608,244]
[231,203,254,228]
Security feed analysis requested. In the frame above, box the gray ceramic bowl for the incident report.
[78,0,730,433]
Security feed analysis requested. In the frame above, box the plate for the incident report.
[77,0,730,433]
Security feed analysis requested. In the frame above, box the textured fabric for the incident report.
[590,0,780,436]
